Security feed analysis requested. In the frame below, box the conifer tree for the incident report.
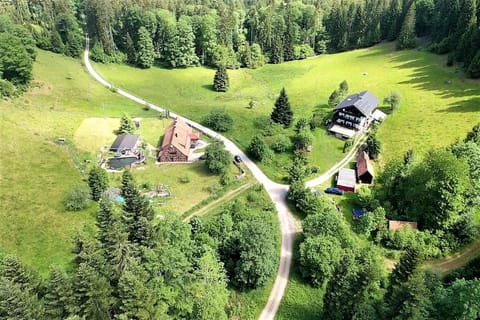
[73,263,112,320]
[1,255,35,290]
[97,200,116,246]
[87,166,108,201]
[397,2,417,50]
[136,26,155,68]
[117,261,160,319]
[213,66,229,92]
[44,266,75,319]
[118,113,135,135]
[271,88,293,127]
[121,171,154,247]
[167,16,199,67]
[0,255,44,319]
[0,278,45,319]
[365,134,381,159]
[467,51,480,78]
[328,80,349,107]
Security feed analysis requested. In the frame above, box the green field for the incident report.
[94,43,480,180]
[0,50,243,274]
[0,50,147,274]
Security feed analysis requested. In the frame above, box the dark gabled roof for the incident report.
[110,134,140,151]
[334,91,379,116]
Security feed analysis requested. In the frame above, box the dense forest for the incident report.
[0,170,279,319]
[1,0,480,80]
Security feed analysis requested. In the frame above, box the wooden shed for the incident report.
[356,151,374,184]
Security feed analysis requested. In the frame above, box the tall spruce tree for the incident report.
[397,2,417,49]
[87,166,108,201]
[44,266,75,319]
[118,113,135,134]
[121,171,154,247]
[271,88,293,127]
[73,263,112,320]
[213,66,229,92]
[136,26,155,68]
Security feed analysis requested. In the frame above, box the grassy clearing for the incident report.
[0,50,228,273]
[0,50,147,274]
[74,117,172,152]
[94,43,480,181]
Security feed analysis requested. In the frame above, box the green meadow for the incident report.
[0,50,244,274]
[94,43,480,181]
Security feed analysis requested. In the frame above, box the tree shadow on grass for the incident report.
[377,49,480,119]
[202,84,215,91]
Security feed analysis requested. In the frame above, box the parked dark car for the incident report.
[325,187,344,195]
[234,155,242,163]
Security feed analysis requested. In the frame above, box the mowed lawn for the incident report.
[94,43,480,177]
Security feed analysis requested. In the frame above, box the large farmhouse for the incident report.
[329,91,382,139]
[158,118,199,162]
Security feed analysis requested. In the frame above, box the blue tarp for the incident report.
[113,196,125,203]
[353,209,363,218]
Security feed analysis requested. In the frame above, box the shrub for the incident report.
[270,134,291,152]
[64,187,90,211]
[248,135,273,163]
[294,44,315,60]
[179,174,191,183]
[204,140,231,174]
[0,79,15,98]
[309,112,324,130]
[203,109,233,132]
[220,172,233,186]
[383,92,401,111]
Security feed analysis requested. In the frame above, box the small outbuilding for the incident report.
[336,168,356,192]
[388,220,418,231]
[110,134,141,153]
[356,151,374,184]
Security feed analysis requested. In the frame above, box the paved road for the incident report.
[84,39,295,320]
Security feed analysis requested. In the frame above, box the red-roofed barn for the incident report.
[356,151,374,184]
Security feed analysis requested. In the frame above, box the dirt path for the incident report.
[428,238,480,273]
[183,183,253,222]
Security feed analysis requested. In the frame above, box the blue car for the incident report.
[325,187,344,195]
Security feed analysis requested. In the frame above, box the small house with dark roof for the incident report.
[158,118,194,162]
[356,151,374,184]
[110,134,141,152]
[336,168,356,192]
[329,91,379,139]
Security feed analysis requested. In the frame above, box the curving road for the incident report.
[84,38,295,320]
[83,38,363,319]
